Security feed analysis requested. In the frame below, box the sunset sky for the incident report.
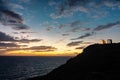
[0,0,120,56]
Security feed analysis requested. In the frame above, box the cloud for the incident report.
[46,26,54,31]
[92,12,108,19]
[62,34,69,36]
[70,21,120,40]
[0,42,19,48]
[12,24,30,30]
[57,20,91,36]
[15,39,42,43]
[70,20,83,27]
[13,32,19,34]
[67,41,83,47]
[49,0,90,18]
[83,42,93,44]
[71,32,94,40]
[50,0,120,18]
[48,0,57,6]
[104,0,119,8]
[56,38,65,43]
[0,47,25,53]
[70,27,90,32]
[75,46,85,49]
[0,31,42,43]
[94,21,120,31]
[58,24,66,29]
[0,31,15,41]
[58,20,83,29]
[20,31,36,34]
[0,42,27,54]
[5,10,22,20]
[13,31,36,34]
[27,46,57,52]
[50,13,63,19]
[8,3,24,10]
[0,0,30,30]
[0,45,57,54]
[58,20,90,33]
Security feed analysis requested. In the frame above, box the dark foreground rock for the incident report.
[28,43,120,80]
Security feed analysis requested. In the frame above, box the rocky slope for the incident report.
[28,43,120,80]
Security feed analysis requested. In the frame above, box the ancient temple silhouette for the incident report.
[102,39,112,44]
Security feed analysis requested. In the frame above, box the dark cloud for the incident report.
[20,31,36,34]
[46,26,53,31]
[71,32,94,40]
[0,0,30,30]
[27,46,57,52]
[0,10,23,22]
[13,32,19,34]
[13,31,36,34]
[16,39,42,43]
[67,41,83,47]
[0,31,42,43]
[67,0,89,6]
[83,42,93,44]
[75,46,85,49]
[0,42,19,47]
[94,21,120,31]
[62,33,69,36]
[0,31,15,41]
[12,24,30,30]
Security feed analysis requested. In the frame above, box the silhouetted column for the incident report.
[107,39,112,44]
[102,40,106,44]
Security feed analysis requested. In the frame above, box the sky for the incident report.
[0,0,120,56]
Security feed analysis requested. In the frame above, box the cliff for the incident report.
[28,43,120,80]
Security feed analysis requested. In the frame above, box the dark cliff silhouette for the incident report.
[28,43,120,80]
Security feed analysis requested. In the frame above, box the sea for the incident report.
[0,56,71,80]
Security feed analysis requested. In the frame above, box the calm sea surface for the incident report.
[0,56,71,80]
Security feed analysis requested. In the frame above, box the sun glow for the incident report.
[3,49,83,56]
